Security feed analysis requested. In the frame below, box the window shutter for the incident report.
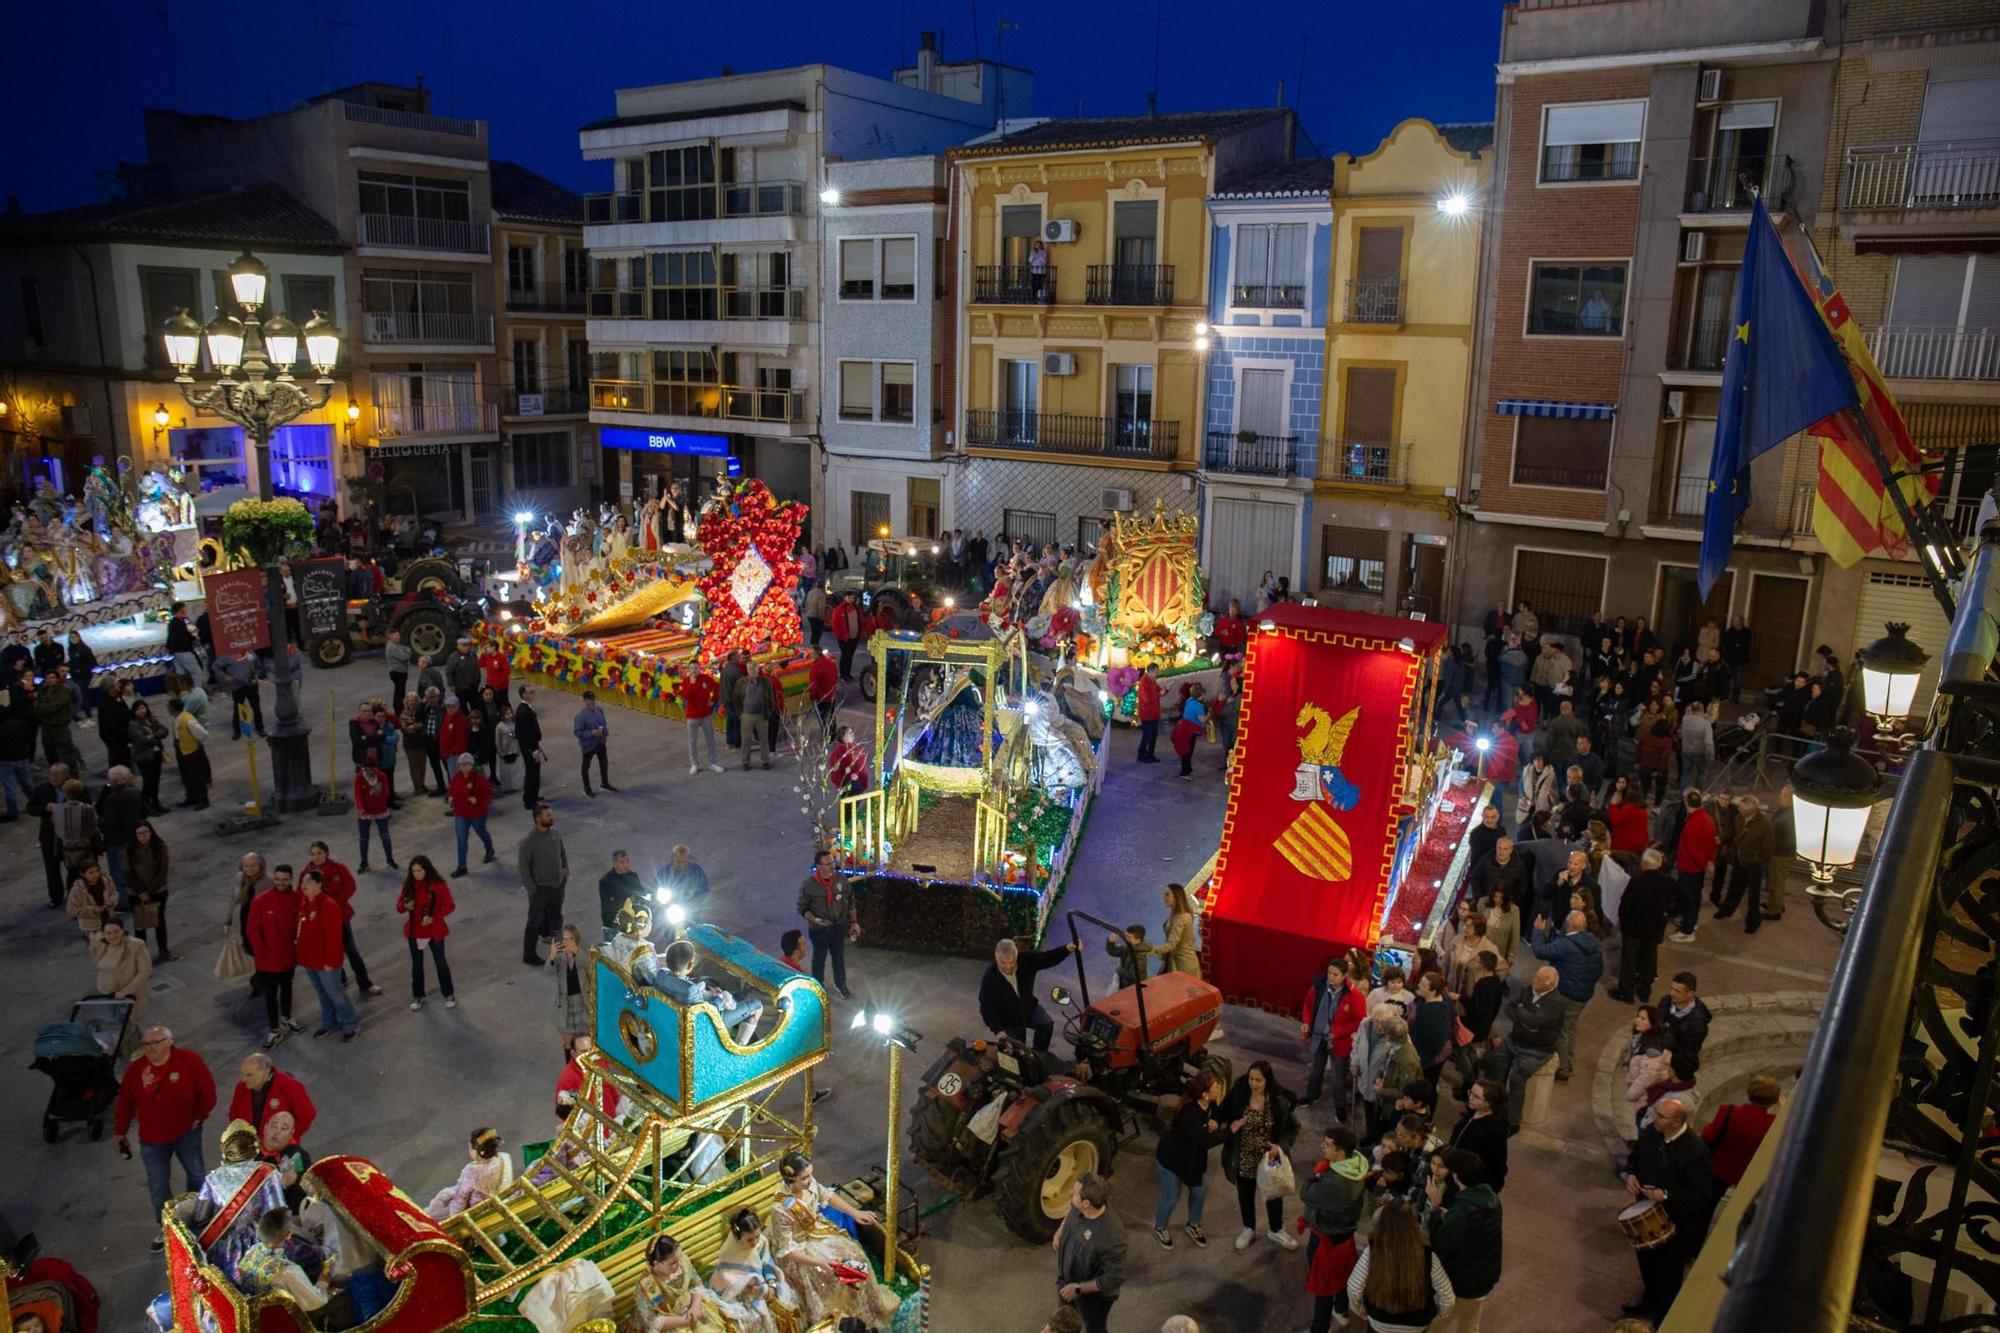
[1355,228,1403,284]
[1342,368,1398,443]
[1919,68,2000,143]
[1890,255,1969,326]
[1544,100,1646,146]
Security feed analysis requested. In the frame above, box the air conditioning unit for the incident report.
[1682,231,1706,263]
[1043,352,1077,375]
[1102,488,1134,512]
[1697,67,1724,104]
[1043,218,1078,244]
[1665,390,1685,420]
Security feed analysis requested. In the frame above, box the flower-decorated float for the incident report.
[505,479,813,717]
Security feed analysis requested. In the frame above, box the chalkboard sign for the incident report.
[297,557,349,641]
[202,568,271,660]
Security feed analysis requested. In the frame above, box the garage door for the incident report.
[1850,570,1951,718]
[1206,497,1295,609]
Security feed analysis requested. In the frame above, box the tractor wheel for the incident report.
[907,1094,960,1166]
[308,633,353,669]
[400,557,459,596]
[992,1098,1114,1244]
[397,608,455,661]
[859,661,878,703]
[1198,1052,1234,1098]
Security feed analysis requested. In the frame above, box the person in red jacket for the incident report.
[830,591,865,681]
[398,855,456,1011]
[554,1035,622,1121]
[114,1025,217,1247]
[308,839,380,996]
[1134,664,1163,764]
[1700,1075,1779,1190]
[295,868,359,1040]
[447,753,496,877]
[1299,956,1369,1111]
[437,695,470,772]
[1634,716,1678,806]
[227,1052,318,1147]
[681,664,722,775]
[353,750,396,872]
[477,643,512,698]
[1606,789,1652,855]
[247,867,304,1048]
[1671,790,1719,943]
[807,647,839,733]
[829,724,870,795]
[1211,597,1248,660]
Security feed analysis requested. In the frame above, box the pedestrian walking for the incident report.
[831,593,864,681]
[385,628,412,715]
[680,664,723,774]
[807,647,838,735]
[515,686,545,810]
[796,849,858,998]
[97,766,144,908]
[296,870,358,1041]
[738,663,775,769]
[720,651,747,750]
[572,692,616,794]
[128,819,173,962]
[448,754,497,876]
[1528,909,1603,1081]
[401,693,431,797]
[1052,1172,1125,1333]
[1716,795,1774,933]
[97,678,135,772]
[494,703,521,793]
[308,841,378,996]
[518,803,569,965]
[353,752,396,871]
[1301,956,1369,1113]
[114,1025,216,1250]
[435,694,468,791]
[1135,665,1162,763]
[168,696,210,809]
[1669,789,1717,943]
[1484,968,1562,1131]
[397,855,456,1010]
[1153,1070,1230,1249]
[550,924,592,1060]
[248,865,305,1049]
[1172,684,1209,780]
[1218,1061,1301,1251]
[127,699,169,814]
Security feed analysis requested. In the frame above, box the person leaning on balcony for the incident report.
[1028,238,1049,302]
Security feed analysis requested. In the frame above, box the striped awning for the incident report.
[1496,398,1617,421]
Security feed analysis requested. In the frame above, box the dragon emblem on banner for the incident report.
[1276,703,1362,883]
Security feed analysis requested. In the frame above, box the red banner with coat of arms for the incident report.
[1201,604,1446,1012]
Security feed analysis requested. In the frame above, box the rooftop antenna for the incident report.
[996,19,1018,125]
[145,4,177,105]
[1150,0,1164,116]
[442,31,455,114]
[1294,33,1309,111]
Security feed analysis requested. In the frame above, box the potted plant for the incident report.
[1236,428,1260,444]
[221,497,316,566]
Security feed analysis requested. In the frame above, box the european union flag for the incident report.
[1700,197,1860,597]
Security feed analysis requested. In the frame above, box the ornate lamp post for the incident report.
[1856,621,1930,732]
[161,250,343,813]
[1792,728,1881,885]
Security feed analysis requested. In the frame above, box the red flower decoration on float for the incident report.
[693,479,806,662]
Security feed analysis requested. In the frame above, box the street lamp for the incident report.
[160,248,344,816]
[1790,728,1880,884]
[848,1003,920,1284]
[1856,622,1929,728]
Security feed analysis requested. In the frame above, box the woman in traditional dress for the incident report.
[767,1153,898,1324]
[709,1208,801,1333]
[424,1126,512,1219]
[629,1233,736,1333]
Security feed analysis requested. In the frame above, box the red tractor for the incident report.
[908,910,1230,1242]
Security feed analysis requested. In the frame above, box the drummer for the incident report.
[1620,1096,1712,1324]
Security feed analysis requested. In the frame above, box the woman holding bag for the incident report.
[127,820,173,963]
[1218,1060,1301,1252]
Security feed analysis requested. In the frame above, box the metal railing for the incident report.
[722,181,805,218]
[1345,278,1406,324]
[357,213,489,253]
[1842,138,2000,211]
[963,409,1180,460]
[373,398,495,437]
[584,192,645,225]
[1317,439,1411,486]
[505,387,585,416]
[1659,474,1814,535]
[1711,517,2000,1331]
[362,310,492,344]
[1673,313,1731,372]
[1085,264,1175,306]
[1202,431,1311,478]
[1231,283,1305,310]
[504,284,586,314]
[590,379,650,412]
[971,265,1053,304]
[1512,460,1608,489]
[1943,497,1988,540]
[341,101,479,137]
[721,286,807,321]
[1685,154,1793,214]
[587,290,644,318]
[587,379,801,423]
[1866,325,2000,382]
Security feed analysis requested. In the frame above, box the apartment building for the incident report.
[1458,0,1848,698]
[0,185,346,502]
[492,161,594,517]
[139,82,505,521]
[819,155,953,543]
[948,110,1294,555]
[578,38,1029,521]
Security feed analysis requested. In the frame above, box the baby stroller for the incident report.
[31,996,134,1144]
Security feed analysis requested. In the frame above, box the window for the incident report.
[1705,102,1776,208]
[839,240,874,300]
[1077,516,1105,554]
[1512,548,1609,635]
[1111,364,1155,452]
[361,271,478,337]
[268,423,335,499]
[650,250,717,321]
[1511,415,1613,490]
[644,146,718,222]
[1321,528,1387,594]
[1882,254,2000,378]
[563,247,588,297]
[852,492,891,548]
[512,339,539,392]
[19,276,42,349]
[1233,223,1307,308]
[1340,366,1397,444]
[839,361,874,420]
[507,245,537,295]
[511,431,572,489]
[371,366,482,434]
[358,171,472,221]
[565,339,589,394]
[1540,100,1645,183]
[1113,201,1158,269]
[1003,359,1039,442]
[1350,227,1404,322]
[139,267,199,366]
[882,238,916,300]
[1001,206,1042,268]
[880,363,915,423]
[1528,262,1628,336]
[281,275,334,324]
[650,349,720,417]
[1003,508,1057,548]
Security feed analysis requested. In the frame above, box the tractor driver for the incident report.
[979,936,1081,1052]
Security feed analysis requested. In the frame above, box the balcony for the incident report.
[1657,472,1813,536]
[362,310,492,345]
[1202,432,1312,478]
[356,213,489,254]
[1685,154,1796,216]
[722,286,807,321]
[1841,138,2000,212]
[1514,459,1609,490]
[722,181,804,218]
[1317,439,1411,487]
[971,265,1053,305]
[505,386,586,417]
[583,183,805,226]
[584,192,644,225]
[1085,264,1174,306]
[342,101,478,137]
[373,397,496,439]
[1344,278,1405,325]
[1866,325,2000,382]
[964,409,1180,460]
[588,380,802,424]
[1671,313,1732,373]
[504,284,586,314]
[588,290,645,318]
[1231,283,1305,310]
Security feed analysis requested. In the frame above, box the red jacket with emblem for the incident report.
[399,877,455,941]
[315,858,359,920]
[438,709,469,759]
[226,1068,317,1144]
[246,887,301,972]
[352,767,391,818]
[116,1047,217,1143]
[682,672,719,720]
[808,654,838,704]
[449,769,494,819]
[294,892,346,970]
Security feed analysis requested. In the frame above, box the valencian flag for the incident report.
[1700,196,1860,598]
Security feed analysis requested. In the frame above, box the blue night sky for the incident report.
[9,0,1505,211]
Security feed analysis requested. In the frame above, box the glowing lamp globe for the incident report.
[203,313,246,374]
[1856,622,1929,725]
[1790,728,1880,883]
[261,314,300,370]
[227,251,270,312]
[161,308,203,373]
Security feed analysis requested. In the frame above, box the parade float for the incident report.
[1197,604,1484,1008]
[157,923,929,1333]
[1,460,198,685]
[505,480,813,718]
[835,617,1113,956]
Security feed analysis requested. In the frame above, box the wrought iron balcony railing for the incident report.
[362,310,492,344]
[964,409,1179,460]
[1085,264,1175,306]
[1317,439,1410,486]
[971,265,1054,305]
[1345,278,1405,325]
[1202,432,1312,478]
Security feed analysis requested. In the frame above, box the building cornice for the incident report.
[1497,37,1825,82]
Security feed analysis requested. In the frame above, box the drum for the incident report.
[1617,1198,1677,1250]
